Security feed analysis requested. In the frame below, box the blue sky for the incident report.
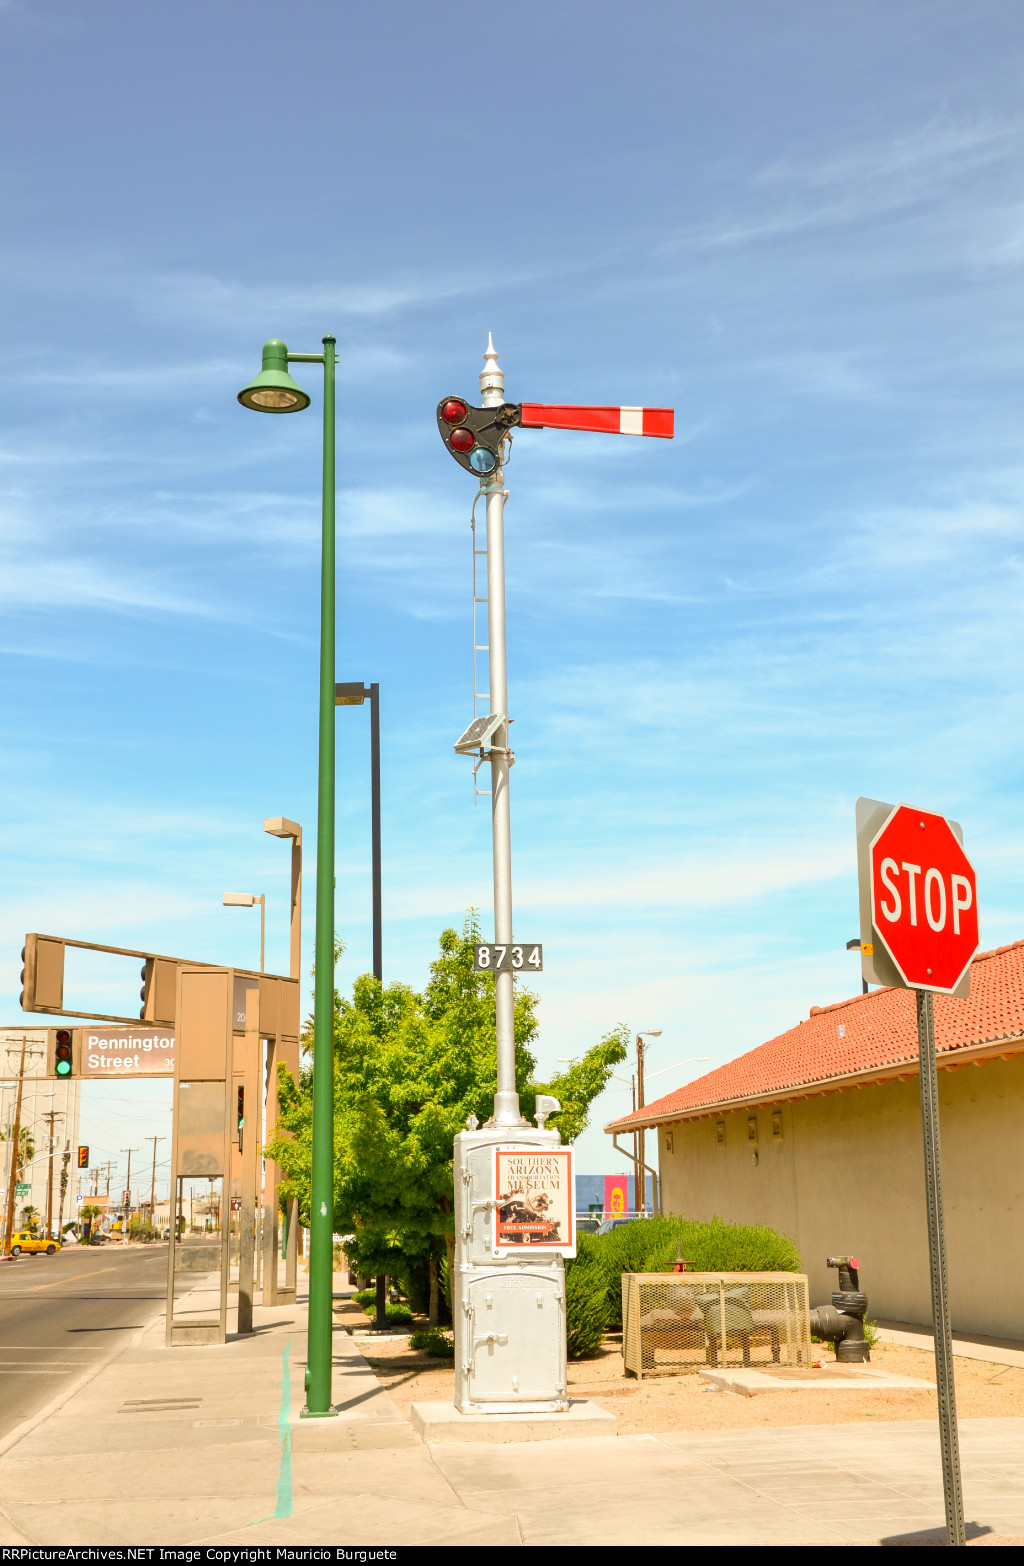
[2,0,1024,1185]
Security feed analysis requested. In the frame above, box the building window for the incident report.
[771,1111,783,1140]
[715,1121,726,1146]
[747,1116,758,1143]
[664,1130,674,1154]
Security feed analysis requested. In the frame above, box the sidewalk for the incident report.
[2,1279,1024,1546]
[877,1321,1024,1370]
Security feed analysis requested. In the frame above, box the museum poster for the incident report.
[492,1145,575,1257]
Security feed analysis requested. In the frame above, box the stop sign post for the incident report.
[856,797,977,1548]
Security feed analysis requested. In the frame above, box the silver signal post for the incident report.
[439,339,673,1427]
[478,337,522,1130]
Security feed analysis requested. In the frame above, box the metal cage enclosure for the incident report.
[622,1272,812,1378]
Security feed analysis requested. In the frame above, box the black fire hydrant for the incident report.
[809,1255,870,1363]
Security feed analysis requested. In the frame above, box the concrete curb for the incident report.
[0,1313,153,1463]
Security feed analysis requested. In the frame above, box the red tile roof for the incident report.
[607,941,1024,1131]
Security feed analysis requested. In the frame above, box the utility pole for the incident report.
[634,1031,661,1214]
[628,1073,640,1209]
[332,687,383,981]
[43,1109,65,1240]
[2,1037,43,1255]
[121,1149,137,1243]
[146,1135,166,1228]
[57,1145,71,1238]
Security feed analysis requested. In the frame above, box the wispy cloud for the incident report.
[663,116,1023,259]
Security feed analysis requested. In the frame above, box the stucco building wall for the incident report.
[657,1055,1024,1338]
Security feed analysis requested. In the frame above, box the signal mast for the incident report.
[437,337,673,1423]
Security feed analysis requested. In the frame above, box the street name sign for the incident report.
[80,1027,175,1077]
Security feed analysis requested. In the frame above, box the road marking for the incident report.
[274,1340,294,1520]
[245,1340,294,1530]
[26,1263,128,1292]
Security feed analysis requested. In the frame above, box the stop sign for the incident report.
[870,804,978,993]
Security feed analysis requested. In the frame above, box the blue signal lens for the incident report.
[55,1059,71,1076]
[469,446,497,475]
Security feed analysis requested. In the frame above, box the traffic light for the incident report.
[77,1145,89,1169]
[54,1028,73,1077]
[436,396,521,476]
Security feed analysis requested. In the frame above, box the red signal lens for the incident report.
[441,399,467,425]
[56,1029,72,1044]
[449,427,475,452]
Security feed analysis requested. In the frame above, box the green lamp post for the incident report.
[238,335,337,1418]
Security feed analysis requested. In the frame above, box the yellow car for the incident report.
[8,1231,60,1256]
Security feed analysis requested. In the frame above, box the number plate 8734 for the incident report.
[473,943,543,973]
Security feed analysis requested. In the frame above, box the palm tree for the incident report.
[1,1125,35,1181]
[19,1203,39,1232]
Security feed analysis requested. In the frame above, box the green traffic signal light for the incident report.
[54,1028,73,1077]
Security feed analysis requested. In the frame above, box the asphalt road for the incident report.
[0,1242,169,1442]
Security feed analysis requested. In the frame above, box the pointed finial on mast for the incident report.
[479,331,505,407]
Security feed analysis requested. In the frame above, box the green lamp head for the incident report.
[237,340,311,413]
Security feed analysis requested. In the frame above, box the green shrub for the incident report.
[356,1300,413,1326]
[409,1327,455,1358]
[593,1216,802,1329]
[352,1287,375,1310]
[564,1248,610,1359]
[440,1254,452,1315]
[396,1254,430,1317]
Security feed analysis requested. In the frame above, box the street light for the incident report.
[264,819,302,982]
[237,341,311,413]
[120,1147,137,1245]
[238,335,337,1421]
[613,1042,709,1216]
[847,937,869,995]
[334,683,382,982]
[635,1032,662,1213]
[223,893,265,973]
[263,817,302,1303]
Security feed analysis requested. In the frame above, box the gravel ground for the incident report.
[352,1330,1024,1433]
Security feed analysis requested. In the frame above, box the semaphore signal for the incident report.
[437,390,673,475]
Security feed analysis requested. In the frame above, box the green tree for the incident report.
[266,919,626,1325]
[1,1126,35,1182]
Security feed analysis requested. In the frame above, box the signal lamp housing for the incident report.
[436,395,520,477]
[54,1027,73,1078]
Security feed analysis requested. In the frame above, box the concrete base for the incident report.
[411,1399,617,1443]
[168,1325,222,1346]
[699,1365,936,1398]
